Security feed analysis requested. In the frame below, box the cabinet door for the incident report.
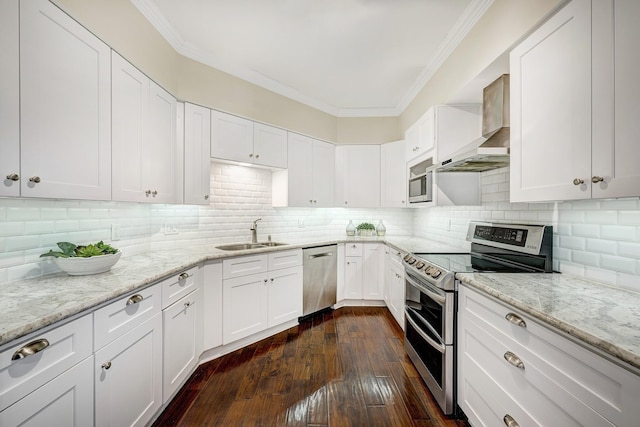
[381,140,407,207]
[312,139,335,207]
[112,52,148,202]
[510,0,592,202]
[592,0,640,198]
[146,81,177,203]
[184,103,212,204]
[253,122,287,168]
[388,261,405,329]
[344,256,363,300]
[222,272,268,344]
[405,122,420,161]
[95,313,163,427]
[203,261,223,350]
[0,357,94,427]
[363,244,383,300]
[20,0,111,200]
[285,132,314,206]
[0,0,19,197]
[267,266,303,327]
[336,145,381,208]
[163,288,202,402]
[435,105,482,163]
[210,110,253,163]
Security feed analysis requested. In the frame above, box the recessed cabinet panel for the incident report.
[184,103,212,204]
[253,123,287,168]
[381,140,407,207]
[210,110,254,164]
[20,0,111,200]
[0,0,19,197]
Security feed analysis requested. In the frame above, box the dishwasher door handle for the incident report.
[309,252,334,259]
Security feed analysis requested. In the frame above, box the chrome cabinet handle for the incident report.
[102,361,112,370]
[503,414,520,427]
[178,272,189,280]
[504,351,525,370]
[505,312,526,328]
[573,178,584,185]
[592,176,604,183]
[12,338,50,360]
[6,173,19,181]
[184,301,192,308]
[204,194,209,200]
[29,176,41,183]
[126,294,144,305]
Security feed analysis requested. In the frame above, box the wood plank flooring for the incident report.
[153,306,469,427]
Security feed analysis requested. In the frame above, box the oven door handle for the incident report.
[405,308,446,354]
[405,273,446,305]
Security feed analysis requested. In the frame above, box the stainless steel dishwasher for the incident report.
[302,245,337,317]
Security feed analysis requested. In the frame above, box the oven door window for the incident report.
[405,310,445,386]
[405,276,445,341]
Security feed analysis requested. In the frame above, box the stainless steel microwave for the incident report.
[408,171,433,203]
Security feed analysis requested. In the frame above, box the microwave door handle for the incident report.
[405,274,446,305]
[405,308,446,353]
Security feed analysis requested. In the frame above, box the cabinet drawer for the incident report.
[345,243,363,257]
[268,249,302,270]
[94,283,161,350]
[0,313,93,411]
[162,265,199,308]
[223,254,268,279]
[387,246,404,269]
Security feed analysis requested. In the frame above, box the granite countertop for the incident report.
[456,272,640,371]
[0,236,462,348]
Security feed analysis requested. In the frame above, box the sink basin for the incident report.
[215,242,288,251]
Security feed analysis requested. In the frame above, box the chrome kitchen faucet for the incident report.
[250,218,262,243]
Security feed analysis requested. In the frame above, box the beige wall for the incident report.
[400,0,564,131]
[55,0,563,144]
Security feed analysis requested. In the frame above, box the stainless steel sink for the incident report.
[215,242,288,251]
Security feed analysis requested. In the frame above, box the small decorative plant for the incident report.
[356,222,375,236]
[40,241,119,258]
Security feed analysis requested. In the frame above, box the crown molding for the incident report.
[132,0,493,118]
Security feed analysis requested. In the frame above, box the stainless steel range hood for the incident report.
[437,74,510,172]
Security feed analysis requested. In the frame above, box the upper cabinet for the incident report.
[381,140,407,207]
[183,103,212,205]
[405,111,434,162]
[335,145,381,208]
[112,52,177,204]
[210,110,287,169]
[510,0,640,202]
[272,132,335,207]
[0,0,19,197]
[18,0,112,200]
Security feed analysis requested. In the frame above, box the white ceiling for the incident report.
[132,0,494,117]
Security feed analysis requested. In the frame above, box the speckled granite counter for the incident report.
[0,236,463,348]
[456,272,640,371]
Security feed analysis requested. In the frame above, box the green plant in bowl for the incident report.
[40,241,118,258]
[41,241,121,276]
[356,222,375,236]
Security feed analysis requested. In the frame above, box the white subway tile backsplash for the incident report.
[619,242,640,259]
[619,211,640,226]
[571,224,600,238]
[585,239,617,255]
[572,251,600,267]
[601,255,637,274]
[601,225,637,242]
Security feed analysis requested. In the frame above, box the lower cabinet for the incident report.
[386,248,405,329]
[458,284,640,427]
[94,312,163,427]
[342,243,384,303]
[222,250,303,344]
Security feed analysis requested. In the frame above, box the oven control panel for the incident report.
[403,254,448,289]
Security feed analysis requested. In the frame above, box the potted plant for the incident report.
[356,222,376,237]
[40,241,121,276]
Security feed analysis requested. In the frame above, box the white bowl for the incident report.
[54,252,121,276]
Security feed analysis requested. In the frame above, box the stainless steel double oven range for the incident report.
[403,222,553,415]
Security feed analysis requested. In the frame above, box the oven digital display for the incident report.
[474,225,528,247]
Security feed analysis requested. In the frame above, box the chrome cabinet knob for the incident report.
[145,190,151,196]
[573,178,584,185]
[179,272,189,280]
[102,361,112,370]
[249,153,253,158]
[151,190,157,196]
[592,176,604,183]
[204,194,209,200]
[29,176,41,183]
[6,173,19,181]
[255,154,260,158]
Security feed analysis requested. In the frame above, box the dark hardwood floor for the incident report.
[153,306,469,427]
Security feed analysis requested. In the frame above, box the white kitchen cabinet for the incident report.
[381,140,407,207]
[342,243,384,303]
[457,284,640,427]
[335,145,381,208]
[95,313,163,427]
[112,52,177,204]
[19,0,112,200]
[222,250,303,344]
[162,266,199,309]
[0,0,19,197]
[272,132,335,207]
[510,0,640,202]
[203,261,223,350]
[0,356,94,427]
[163,287,203,402]
[386,247,405,329]
[183,103,212,204]
[405,111,434,162]
[210,110,287,168]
